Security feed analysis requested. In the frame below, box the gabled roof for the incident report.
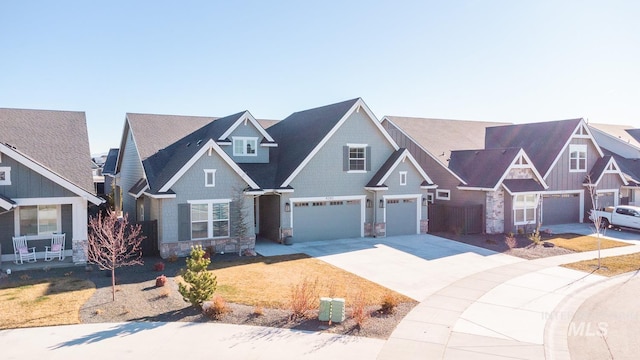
[0,108,99,196]
[628,129,640,144]
[485,118,603,178]
[450,148,546,191]
[142,112,260,193]
[586,155,628,187]
[589,123,640,150]
[366,149,435,189]
[268,98,398,188]
[601,149,640,186]
[502,179,546,194]
[0,193,16,210]
[383,116,510,164]
[102,148,119,175]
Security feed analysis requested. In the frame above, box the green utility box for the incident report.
[318,297,332,321]
[331,298,346,323]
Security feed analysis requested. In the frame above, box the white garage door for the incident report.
[292,199,362,242]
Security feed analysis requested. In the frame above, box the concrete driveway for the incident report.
[256,234,523,301]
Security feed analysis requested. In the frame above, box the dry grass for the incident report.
[0,277,95,329]
[548,234,630,252]
[207,254,412,309]
[562,252,640,277]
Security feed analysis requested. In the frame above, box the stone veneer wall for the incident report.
[72,239,88,264]
[374,222,386,237]
[485,189,505,234]
[160,236,255,258]
[507,168,535,179]
[420,219,429,233]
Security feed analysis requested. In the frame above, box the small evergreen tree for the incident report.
[178,245,217,309]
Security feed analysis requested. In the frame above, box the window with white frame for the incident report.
[569,144,587,172]
[0,167,10,185]
[191,201,230,239]
[204,169,216,187]
[233,137,257,156]
[514,194,537,224]
[19,205,60,235]
[349,146,366,171]
[436,189,451,200]
[399,171,407,186]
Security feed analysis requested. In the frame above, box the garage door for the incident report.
[386,198,419,236]
[542,194,580,225]
[292,200,362,242]
[596,192,615,209]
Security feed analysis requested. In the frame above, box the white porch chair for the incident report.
[45,233,66,261]
[13,236,37,264]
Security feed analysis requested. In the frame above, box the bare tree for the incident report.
[586,176,606,269]
[88,211,145,300]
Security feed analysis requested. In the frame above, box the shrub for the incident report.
[380,293,398,314]
[178,245,217,309]
[202,296,228,319]
[351,289,369,328]
[253,305,264,317]
[154,262,165,272]
[158,286,171,298]
[289,277,319,319]
[167,254,178,263]
[528,224,543,246]
[155,275,167,287]
[504,233,517,249]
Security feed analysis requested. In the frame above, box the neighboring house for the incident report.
[101,148,120,209]
[589,123,640,206]
[115,98,435,258]
[384,116,627,233]
[0,108,104,263]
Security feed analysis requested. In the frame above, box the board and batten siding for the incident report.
[544,138,600,191]
[158,150,254,243]
[120,129,146,218]
[0,153,78,198]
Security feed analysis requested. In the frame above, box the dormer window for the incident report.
[233,137,257,156]
[569,144,587,172]
[0,167,10,185]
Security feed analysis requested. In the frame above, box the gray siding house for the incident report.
[0,109,104,263]
[115,98,436,258]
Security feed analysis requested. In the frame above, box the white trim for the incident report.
[289,195,366,237]
[0,196,14,210]
[0,144,103,205]
[188,199,232,240]
[543,119,604,179]
[589,157,628,186]
[376,149,434,186]
[568,144,588,173]
[496,149,548,190]
[364,186,389,191]
[129,183,149,198]
[281,98,400,187]
[219,111,275,143]
[595,188,620,207]
[513,193,539,225]
[381,117,468,185]
[204,169,216,187]
[144,192,176,199]
[260,143,278,147]
[187,198,232,204]
[426,193,434,204]
[0,166,11,185]
[159,139,259,192]
[436,189,451,200]
[399,171,407,186]
[382,194,422,234]
[232,136,258,157]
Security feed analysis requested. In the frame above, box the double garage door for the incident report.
[542,193,580,225]
[291,196,421,241]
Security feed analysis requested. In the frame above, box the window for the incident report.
[399,171,407,186]
[0,167,10,185]
[233,137,257,156]
[204,169,216,187]
[436,189,451,200]
[19,205,59,235]
[191,201,229,239]
[569,144,587,172]
[514,194,538,224]
[349,147,365,171]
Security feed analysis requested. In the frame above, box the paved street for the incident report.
[2,223,640,359]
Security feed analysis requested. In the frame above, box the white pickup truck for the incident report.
[591,205,640,230]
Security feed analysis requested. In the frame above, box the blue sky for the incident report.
[2,1,639,154]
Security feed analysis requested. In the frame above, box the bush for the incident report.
[289,277,319,319]
[202,296,228,319]
[504,233,517,249]
[253,305,264,317]
[351,289,369,328]
[178,245,217,309]
[155,275,167,287]
[380,293,398,314]
[154,262,165,272]
[528,224,543,246]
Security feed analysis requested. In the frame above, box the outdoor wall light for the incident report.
[285,202,291,212]
[422,197,428,206]
[379,199,385,208]
[366,198,372,208]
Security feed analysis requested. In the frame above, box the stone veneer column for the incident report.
[72,239,88,264]
[485,189,505,234]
